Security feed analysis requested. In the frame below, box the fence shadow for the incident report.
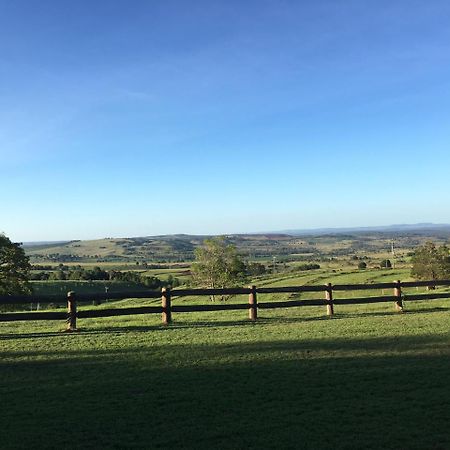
[1,304,449,340]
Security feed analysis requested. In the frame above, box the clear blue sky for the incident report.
[1,0,450,242]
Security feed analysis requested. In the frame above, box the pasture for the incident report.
[1,295,450,449]
[30,280,149,296]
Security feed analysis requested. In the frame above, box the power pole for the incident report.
[391,240,395,269]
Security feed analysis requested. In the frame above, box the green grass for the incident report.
[30,280,151,296]
[248,267,449,302]
[1,298,450,449]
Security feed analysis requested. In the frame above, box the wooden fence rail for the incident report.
[0,279,449,330]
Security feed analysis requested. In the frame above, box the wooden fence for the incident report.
[0,279,449,331]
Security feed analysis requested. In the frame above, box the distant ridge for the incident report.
[21,223,450,246]
[277,223,450,236]
[22,240,74,247]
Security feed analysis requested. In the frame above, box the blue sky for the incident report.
[1,0,450,241]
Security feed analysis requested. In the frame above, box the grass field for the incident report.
[1,296,450,449]
[30,280,150,296]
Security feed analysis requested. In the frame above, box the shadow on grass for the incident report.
[1,334,450,449]
[0,316,331,340]
[0,326,163,340]
[396,305,450,314]
[2,332,449,363]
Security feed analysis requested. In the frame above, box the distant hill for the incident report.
[22,241,73,247]
[278,223,450,236]
[23,234,297,264]
[22,223,450,264]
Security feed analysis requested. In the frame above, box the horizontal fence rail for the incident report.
[0,279,449,330]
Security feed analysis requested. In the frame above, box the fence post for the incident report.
[325,283,334,316]
[248,285,257,321]
[162,287,172,325]
[66,291,77,331]
[394,280,404,312]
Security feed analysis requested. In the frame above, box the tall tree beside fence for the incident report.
[0,234,31,295]
[411,242,450,280]
[191,237,247,300]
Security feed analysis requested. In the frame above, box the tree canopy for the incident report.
[0,234,31,295]
[191,237,247,299]
[411,242,450,280]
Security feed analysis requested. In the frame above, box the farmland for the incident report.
[2,229,450,448]
[23,226,450,265]
[20,228,450,302]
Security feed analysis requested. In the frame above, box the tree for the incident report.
[411,242,450,280]
[0,233,31,295]
[358,261,367,270]
[246,262,267,276]
[380,259,392,269]
[294,263,321,272]
[191,237,247,300]
[49,270,66,281]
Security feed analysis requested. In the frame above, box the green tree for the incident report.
[49,270,66,281]
[246,262,267,276]
[358,261,367,270]
[0,233,31,295]
[191,237,247,300]
[380,259,392,269]
[411,242,450,280]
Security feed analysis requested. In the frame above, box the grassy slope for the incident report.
[1,298,450,449]
[25,238,124,257]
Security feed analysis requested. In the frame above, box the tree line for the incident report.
[30,266,181,289]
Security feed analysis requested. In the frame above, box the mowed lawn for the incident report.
[1,301,450,449]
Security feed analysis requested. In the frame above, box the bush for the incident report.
[294,263,321,272]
